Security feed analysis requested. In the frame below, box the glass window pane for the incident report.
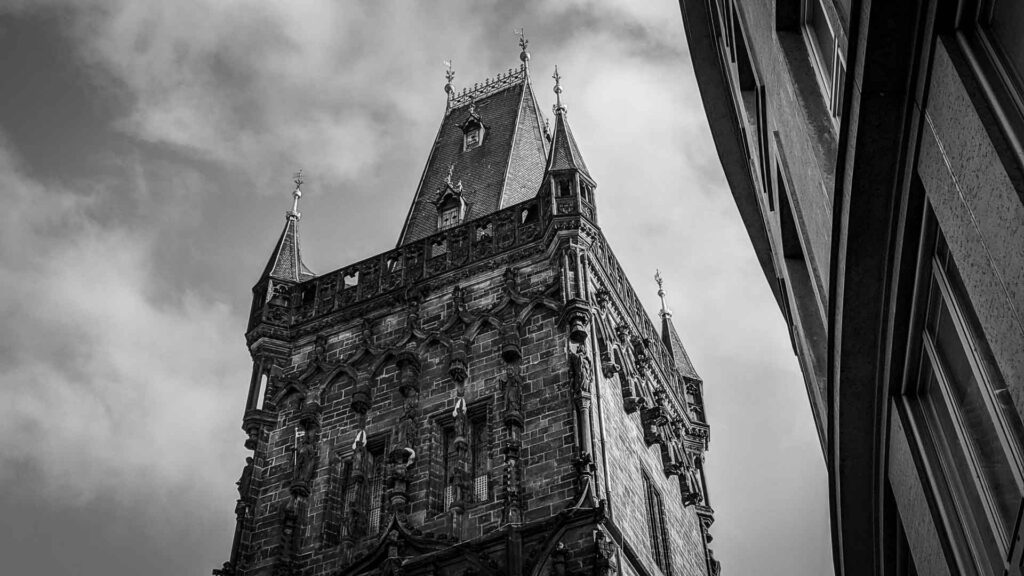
[808,0,835,80]
[988,0,1024,93]
[927,277,1019,539]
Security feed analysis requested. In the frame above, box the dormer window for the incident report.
[459,103,486,151]
[464,127,482,150]
[440,205,460,230]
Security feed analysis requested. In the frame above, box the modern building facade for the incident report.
[215,43,720,576]
[680,0,1024,574]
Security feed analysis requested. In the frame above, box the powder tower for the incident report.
[217,40,720,576]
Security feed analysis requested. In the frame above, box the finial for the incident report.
[444,59,455,97]
[553,66,566,113]
[445,163,455,187]
[288,169,304,220]
[655,269,671,318]
[516,28,530,70]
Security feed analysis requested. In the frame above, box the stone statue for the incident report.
[236,456,254,500]
[568,344,593,394]
[396,397,418,451]
[503,370,523,413]
[293,431,318,486]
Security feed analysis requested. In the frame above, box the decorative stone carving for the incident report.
[574,452,595,495]
[614,324,630,345]
[568,344,593,396]
[502,368,524,427]
[351,382,372,414]
[593,288,611,310]
[708,548,721,576]
[236,456,254,502]
[299,399,322,430]
[394,393,419,453]
[563,301,591,343]
[449,341,469,385]
[500,323,522,363]
[593,530,618,576]
[312,333,329,365]
[292,429,319,496]
[550,542,569,576]
[641,404,667,447]
[396,352,421,396]
[502,266,519,295]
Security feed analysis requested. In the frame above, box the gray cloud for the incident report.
[0,1,833,574]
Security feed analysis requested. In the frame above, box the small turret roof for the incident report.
[545,70,592,181]
[261,214,314,283]
[662,314,701,381]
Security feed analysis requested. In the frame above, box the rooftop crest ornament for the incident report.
[655,269,671,318]
[516,28,530,70]
[444,59,455,101]
[553,66,565,113]
[288,169,304,219]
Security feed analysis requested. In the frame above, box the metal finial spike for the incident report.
[444,59,455,95]
[655,270,672,318]
[553,66,565,112]
[516,28,531,67]
[289,169,304,219]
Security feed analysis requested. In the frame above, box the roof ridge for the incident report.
[448,65,527,111]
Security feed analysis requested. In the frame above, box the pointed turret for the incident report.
[656,271,700,381]
[543,67,598,224]
[546,66,593,183]
[261,172,315,283]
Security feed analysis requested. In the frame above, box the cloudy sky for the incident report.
[0,1,832,574]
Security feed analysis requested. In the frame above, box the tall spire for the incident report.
[261,171,315,283]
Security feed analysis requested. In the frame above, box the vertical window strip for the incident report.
[322,459,352,545]
[643,471,672,575]
[366,449,386,535]
[472,415,489,502]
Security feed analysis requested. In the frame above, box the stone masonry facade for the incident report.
[217,61,718,576]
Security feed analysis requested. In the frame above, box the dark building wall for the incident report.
[681,0,1024,575]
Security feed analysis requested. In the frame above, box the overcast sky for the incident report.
[0,1,832,574]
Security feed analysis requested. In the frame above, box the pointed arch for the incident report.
[415,332,453,356]
[269,380,308,409]
[319,364,359,404]
[465,314,503,343]
[515,296,561,326]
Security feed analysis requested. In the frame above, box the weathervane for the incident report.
[444,59,455,98]
[516,28,530,71]
[289,169,304,219]
[655,269,672,318]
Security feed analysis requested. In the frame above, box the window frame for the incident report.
[439,403,491,512]
[954,0,1024,183]
[801,0,845,124]
[898,205,1024,574]
[463,125,484,151]
[642,469,673,575]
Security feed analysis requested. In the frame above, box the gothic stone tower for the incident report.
[218,47,719,576]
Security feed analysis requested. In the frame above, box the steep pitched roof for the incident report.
[546,108,592,181]
[397,68,549,246]
[261,215,315,283]
[661,313,701,381]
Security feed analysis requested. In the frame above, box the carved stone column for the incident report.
[501,363,524,525]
